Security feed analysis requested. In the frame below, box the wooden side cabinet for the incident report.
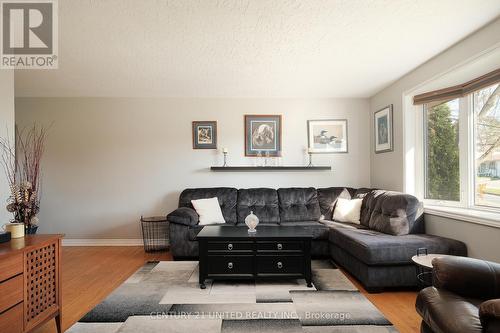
[0,235,63,333]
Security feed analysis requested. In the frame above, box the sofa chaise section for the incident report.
[322,189,467,290]
[329,226,467,290]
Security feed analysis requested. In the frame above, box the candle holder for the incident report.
[223,151,228,167]
[307,152,313,167]
[264,151,270,166]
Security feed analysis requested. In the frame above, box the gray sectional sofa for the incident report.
[167,187,467,291]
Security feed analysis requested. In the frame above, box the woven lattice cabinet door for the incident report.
[24,240,60,332]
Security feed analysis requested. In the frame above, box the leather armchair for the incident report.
[416,256,500,333]
[480,299,500,333]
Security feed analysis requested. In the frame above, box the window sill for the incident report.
[424,205,500,229]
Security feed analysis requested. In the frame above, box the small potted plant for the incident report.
[1,125,48,234]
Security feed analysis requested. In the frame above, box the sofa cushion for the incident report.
[368,191,423,235]
[275,221,329,240]
[320,220,367,230]
[354,187,373,198]
[179,188,237,224]
[167,207,199,226]
[416,287,483,333]
[191,197,226,225]
[278,187,321,223]
[333,198,363,223]
[237,188,280,224]
[329,227,467,265]
[358,189,380,227]
[317,187,356,220]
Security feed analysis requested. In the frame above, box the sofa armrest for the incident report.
[479,299,500,333]
[167,207,199,226]
[432,256,500,300]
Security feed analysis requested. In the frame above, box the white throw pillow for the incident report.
[191,197,226,225]
[333,198,363,224]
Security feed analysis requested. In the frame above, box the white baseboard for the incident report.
[62,239,143,246]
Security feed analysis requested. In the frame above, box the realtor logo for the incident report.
[1,0,58,69]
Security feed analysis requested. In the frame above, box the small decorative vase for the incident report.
[25,225,38,235]
[245,211,259,234]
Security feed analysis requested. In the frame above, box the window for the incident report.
[473,83,500,209]
[424,99,460,202]
[421,83,500,211]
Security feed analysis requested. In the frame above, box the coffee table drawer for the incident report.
[257,255,303,275]
[207,241,253,253]
[207,255,253,276]
[257,241,303,253]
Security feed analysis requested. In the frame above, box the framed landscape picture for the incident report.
[192,121,217,149]
[374,105,393,153]
[307,119,348,153]
[245,115,282,156]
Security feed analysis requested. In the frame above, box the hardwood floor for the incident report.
[34,247,420,333]
[344,273,421,333]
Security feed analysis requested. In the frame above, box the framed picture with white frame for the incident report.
[374,105,393,153]
[307,119,348,153]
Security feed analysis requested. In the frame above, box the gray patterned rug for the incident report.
[68,260,398,333]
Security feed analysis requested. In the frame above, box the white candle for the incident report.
[223,148,228,153]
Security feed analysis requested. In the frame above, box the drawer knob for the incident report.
[228,243,233,250]
[277,243,283,250]
[228,262,233,269]
[277,261,283,269]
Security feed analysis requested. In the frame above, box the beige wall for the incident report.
[369,18,500,260]
[16,97,370,239]
[425,215,500,262]
[370,18,500,191]
[0,70,14,224]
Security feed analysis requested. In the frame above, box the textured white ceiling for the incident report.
[14,0,500,98]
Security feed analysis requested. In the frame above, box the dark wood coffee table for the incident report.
[196,226,312,289]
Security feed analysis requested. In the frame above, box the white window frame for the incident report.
[470,87,500,214]
[401,45,500,226]
[416,91,500,215]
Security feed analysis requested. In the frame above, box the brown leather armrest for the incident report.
[432,256,500,299]
[479,299,500,333]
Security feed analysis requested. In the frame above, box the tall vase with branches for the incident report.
[0,125,49,234]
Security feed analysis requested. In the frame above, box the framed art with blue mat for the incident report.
[192,121,217,149]
[374,105,393,153]
[244,115,282,157]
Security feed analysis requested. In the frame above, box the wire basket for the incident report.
[140,216,169,252]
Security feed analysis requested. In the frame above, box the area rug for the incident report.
[67,260,398,333]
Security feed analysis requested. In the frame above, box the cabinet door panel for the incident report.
[24,240,59,331]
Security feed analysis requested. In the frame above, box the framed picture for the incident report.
[374,105,393,153]
[244,115,282,156]
[192,121,217,149]
[307,119,348,153]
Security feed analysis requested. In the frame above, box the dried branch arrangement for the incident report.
[0,124,49,227]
